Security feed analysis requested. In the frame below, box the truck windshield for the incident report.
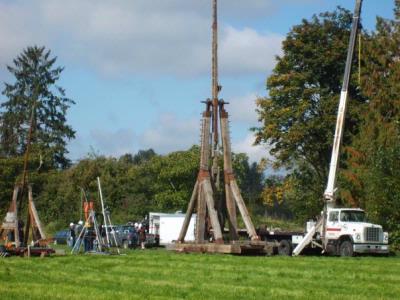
[340,211,366,222]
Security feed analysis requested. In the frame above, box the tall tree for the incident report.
[0,46,75,169]
[342,1,400,245]
[253,8,366,218]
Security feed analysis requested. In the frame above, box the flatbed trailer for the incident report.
[257,227,305,256]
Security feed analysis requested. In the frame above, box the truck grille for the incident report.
[364,227,382,242]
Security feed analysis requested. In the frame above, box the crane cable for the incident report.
[358,29,362,86]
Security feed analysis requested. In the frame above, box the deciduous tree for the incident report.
[254,8,366,219]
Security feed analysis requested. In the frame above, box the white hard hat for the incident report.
[70,222,74,226]
[134,222,138,227]
[78,220,84,225]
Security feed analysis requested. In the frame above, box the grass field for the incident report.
[0,248,399,300]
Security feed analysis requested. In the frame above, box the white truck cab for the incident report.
[324,208,389,256]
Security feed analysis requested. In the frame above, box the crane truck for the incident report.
[257,0,389,257]
[289,0,389,256]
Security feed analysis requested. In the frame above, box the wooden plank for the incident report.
[230,180,258,240]
[178,181,198,242]
[225,184,238,240]
[200,114,211,170]
[169,242,241,254]
[203,179,223,242]
[11,186,20,247]
[220,113,233,172]
[220,114,238,240]
[196,183,206,243]
[168,241,269,255]
[28,186,46,239]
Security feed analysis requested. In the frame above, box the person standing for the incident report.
[139,224,146,250]
[69,223,76,247]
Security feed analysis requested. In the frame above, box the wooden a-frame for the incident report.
[1,185,46,248]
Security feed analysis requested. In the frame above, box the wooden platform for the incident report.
[6,247,55,257]
[167,240,271,255]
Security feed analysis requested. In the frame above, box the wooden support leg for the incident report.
[220,109,239,241]
[225,183,238,240]
[196,183,206,243]
[28,186,46,239]
[230,180,258,240]
[203,179,223,243]
[12,186,20,248]
[24,208,30,247]
[178,181,199,242]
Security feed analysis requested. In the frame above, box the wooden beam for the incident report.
[220,110,238,240]
[203,179,223,242]
[170,242,241,254]
[13,186,20,248]
[200,113,211,170]
[230,180,258,240]
[196,183,206,243]
[225,183,238,240]
[178,181,198,242]
[28,186,46,239]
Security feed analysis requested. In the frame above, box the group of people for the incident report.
[68,220,147,252]
[133,222,146,250]
[69,221,88,250]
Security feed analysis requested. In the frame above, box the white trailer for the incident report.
[148,212,169,236]
[148,212,196,246]
[159,214,196,245]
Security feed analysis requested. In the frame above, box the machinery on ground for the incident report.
[169,0,390,257]
[148,212,196,246]
[172,0,265,254]
[0,100,54,257]
[71,177,120,254]
[291,0,389,256]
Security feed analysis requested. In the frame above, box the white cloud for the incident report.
[139,113,199,153]
[220,27,283,75]
[0,0,284,79]
[228,93,259,124]
[89,128,137,157]
[232,133,269,163]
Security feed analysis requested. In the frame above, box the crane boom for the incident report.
[324,0,363,208]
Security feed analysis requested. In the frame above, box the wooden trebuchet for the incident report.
[0,186,20,247]
[175,0,260,250]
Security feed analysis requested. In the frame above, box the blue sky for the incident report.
[0,0,396,163]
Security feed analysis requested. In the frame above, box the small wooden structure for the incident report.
[0,185,53,256]
[0,94,53,257]
[170,0,265,254]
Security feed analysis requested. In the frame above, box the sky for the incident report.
[0,0,396,164]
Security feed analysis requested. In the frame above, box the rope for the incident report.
[358,29,362,85]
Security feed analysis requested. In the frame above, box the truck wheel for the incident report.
[122,240,129,249]
[339,240,354,257]
[278,239,292,256]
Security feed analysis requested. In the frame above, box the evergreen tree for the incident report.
[0,46,75,169]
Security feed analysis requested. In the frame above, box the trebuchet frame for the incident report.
[177,0,258,244]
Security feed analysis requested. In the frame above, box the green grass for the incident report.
[0,248,399,299]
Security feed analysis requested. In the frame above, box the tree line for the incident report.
[0,147,265,230]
